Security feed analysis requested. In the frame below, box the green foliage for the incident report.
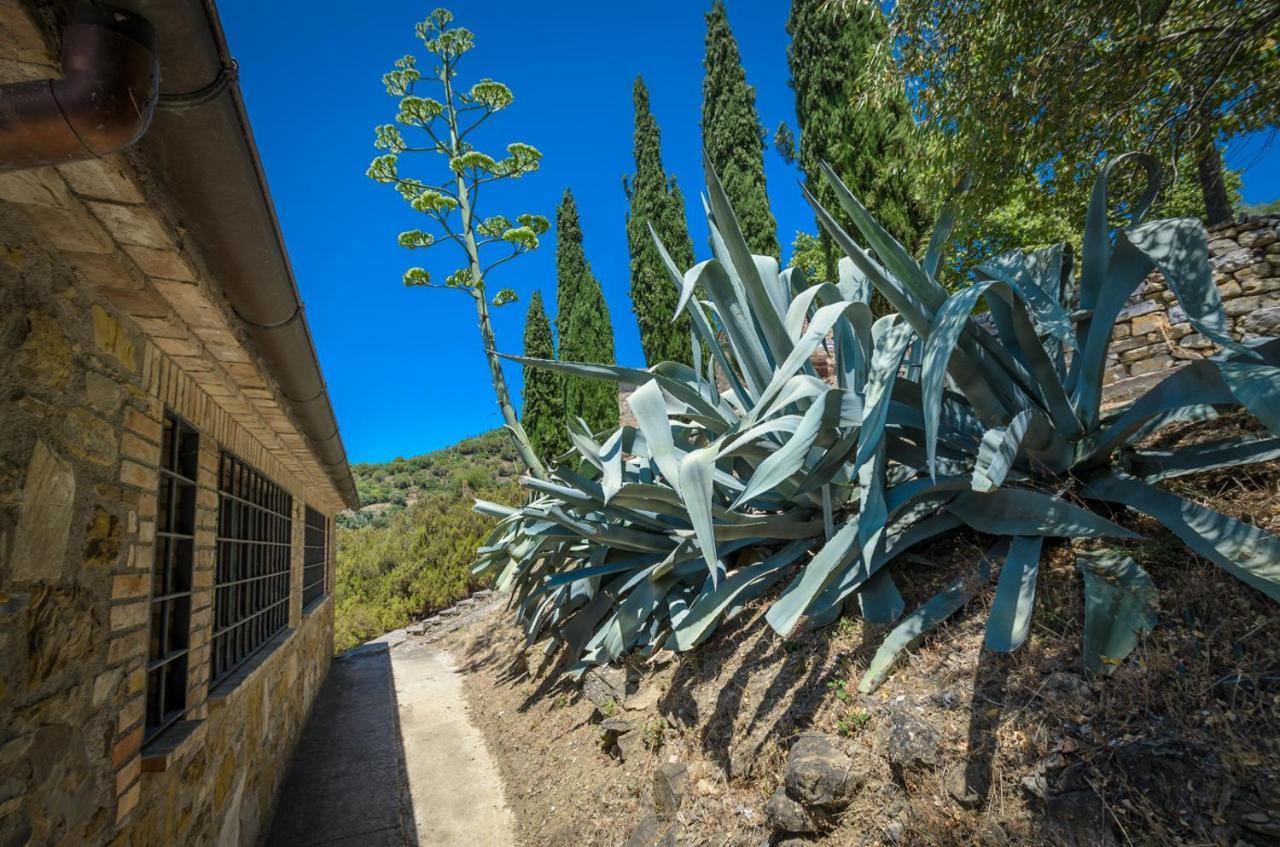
[701,0,778,258]
[787,231,825,283]
[367,7,547,478]
[626,77,696,367]
[1242,197,1280,216]
[344,428,522,526]
[476,152,1280,694]
[784,0,927,279]
[883,0,1273,229]
[335,482,521,653]
[556,190,619,434]
[522,290,569,465]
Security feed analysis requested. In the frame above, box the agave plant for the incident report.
[474,152,1280,692]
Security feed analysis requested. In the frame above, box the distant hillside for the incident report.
[342,429,524,528]
[334,429,524,651]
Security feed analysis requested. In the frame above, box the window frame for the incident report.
[302,505,329,610]
[144,411,199,744]
[211,451,293,685]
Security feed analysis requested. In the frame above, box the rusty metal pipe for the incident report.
[0,3,158,172]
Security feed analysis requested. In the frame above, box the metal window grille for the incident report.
[212,452,293,684]
[302,506,329,608]
[145,413,199,742]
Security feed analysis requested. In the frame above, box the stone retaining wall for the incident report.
[1102,216,1280,405]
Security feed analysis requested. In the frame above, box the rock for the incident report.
[653,762,688,818]
[624,813,679,847]
[1239,306,1280,337]
[765,789,817,834]
[27,584,98,686]
[783,732,860,810]
[1041,671,1090,700]
[694,778,719,797]
[624,685,663,711]
[1239,227,1277,250]
[582,664,631,709]
[1044,790,1118,847]
[945,766,983,809]
[880,706,940,772]
[885,820,905,842]
[82,507,121,568]
[774,839,814,847]
[11,440,76,582]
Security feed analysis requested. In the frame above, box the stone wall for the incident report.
[1102,216,1280,405]
[0,201,336,845]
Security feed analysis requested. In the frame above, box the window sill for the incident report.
[208,627,295,706]
[141,719,205,774]
[302,593,331,617]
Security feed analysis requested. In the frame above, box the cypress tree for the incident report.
[786,0,927,280]
[702,0,779,258]
[520,290,568,464]
[556,190,620,434]
[626,76,696,367]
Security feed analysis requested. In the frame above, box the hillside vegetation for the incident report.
[334,430,523,652]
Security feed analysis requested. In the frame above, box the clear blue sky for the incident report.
[218,1,1278,464]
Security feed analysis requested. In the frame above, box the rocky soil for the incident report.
[421,416,1280,847]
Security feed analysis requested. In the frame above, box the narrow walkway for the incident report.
[266,632,513,847]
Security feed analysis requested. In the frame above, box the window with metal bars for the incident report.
[212,452,293,684]
[302,506,329,609]
[145,412,199,743]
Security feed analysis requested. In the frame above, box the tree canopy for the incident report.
[556,190,620,434]
[702,0,779,258]
[886,0,1275,228]
[784,0,927,280]
[626,77,696,367]
[521,290,568,465]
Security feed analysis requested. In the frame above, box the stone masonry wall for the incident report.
[0,200,335,845]
[1102,216,1280,406]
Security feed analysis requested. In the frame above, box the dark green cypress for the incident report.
[556,190,620,434]
[626,76,696,367]
[702,0,779,258]
[786,0,927,280]
[520,290,568,464]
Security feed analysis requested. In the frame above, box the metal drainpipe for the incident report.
[0,3,158,172]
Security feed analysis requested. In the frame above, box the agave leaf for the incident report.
[1078,549,1158,676]
[855,320,915,468]
[749,301,869,425]
[678,445,721,583]
[1076,152,1160,330]
[819,161,948,314]
[734,390,836,508]
[600,428,624,503]
[804,183,933,336]
[669,540,813,651]
[628,380,684,490]
[1125,436,1280,482]
[1217,361,1280,435]
[984,535,1044,652]
[1128,218,1255,360]
[1082,361,1237,463]
[921,174,971,280]
[947,489,1141,539]
[858,543,1001,694]
[651,225,754,407]
[702,154,792,351]
[857,569,906,626]
[1083,472,1280,602]
[972,410,1032,493]
[766,517,862,638]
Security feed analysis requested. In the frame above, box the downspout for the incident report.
[0,3,158,172]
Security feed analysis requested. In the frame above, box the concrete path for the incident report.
[266,633,513,847]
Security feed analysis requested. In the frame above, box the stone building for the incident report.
[1,2,358,845]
